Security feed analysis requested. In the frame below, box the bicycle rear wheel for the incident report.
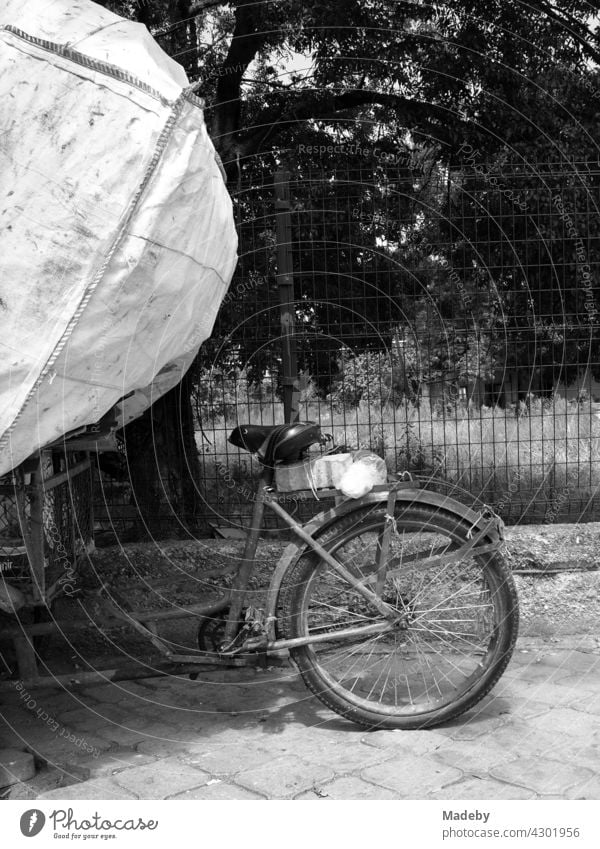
[279,503,518,729]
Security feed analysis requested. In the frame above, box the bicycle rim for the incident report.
[281,505,518,729]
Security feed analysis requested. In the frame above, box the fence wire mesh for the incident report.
[195,160,600,532]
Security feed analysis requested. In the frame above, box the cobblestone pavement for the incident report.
[1,635,599,801]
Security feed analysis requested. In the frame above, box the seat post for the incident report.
[221,465,274,647]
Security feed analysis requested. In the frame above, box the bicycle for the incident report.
[152,421,519,730]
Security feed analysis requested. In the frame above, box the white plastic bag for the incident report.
[338,451,387,498]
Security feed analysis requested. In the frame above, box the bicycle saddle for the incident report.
[229,422,322,464]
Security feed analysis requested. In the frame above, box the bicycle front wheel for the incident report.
[279,502,518,729]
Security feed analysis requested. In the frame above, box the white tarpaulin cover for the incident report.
[0,0,237,476]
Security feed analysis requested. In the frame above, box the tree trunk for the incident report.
[122,372,201,537]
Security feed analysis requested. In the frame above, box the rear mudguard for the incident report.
[265,486,504,632]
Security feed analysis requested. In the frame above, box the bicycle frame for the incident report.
[219,467,402,653]
[211,466,504,658]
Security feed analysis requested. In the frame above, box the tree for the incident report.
[95,0,600,527]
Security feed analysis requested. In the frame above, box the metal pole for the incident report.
[274,170,299,423]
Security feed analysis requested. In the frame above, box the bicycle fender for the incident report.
[266,487,504,625]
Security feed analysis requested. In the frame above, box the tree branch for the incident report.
[535,0,600,66]
[190,0,225,12]
[240,88,465,156]
[212,0,272,157]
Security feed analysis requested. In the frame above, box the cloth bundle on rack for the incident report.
[0,0,237,476]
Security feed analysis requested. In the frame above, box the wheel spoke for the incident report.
[282,505,518,728]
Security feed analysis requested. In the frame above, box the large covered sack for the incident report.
[0,0,237,477]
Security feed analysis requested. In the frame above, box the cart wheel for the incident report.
[279,502,518,730]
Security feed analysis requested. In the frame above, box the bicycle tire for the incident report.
[279,502,518,730]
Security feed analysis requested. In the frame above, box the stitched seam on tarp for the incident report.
[1,25,173,105]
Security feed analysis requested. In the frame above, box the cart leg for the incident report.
[15,456,46,605]
[221,474,271,647]
[13,634,39,682]
[29,459,46,605]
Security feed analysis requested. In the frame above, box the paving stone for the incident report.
[135,739,193,758]
[10,726,59,753]
[136,711,208,734]
[555,742,600,772]
[93,704,137,724]
[0,748,35,786]
[119,690,179,710]
[69,749,157,779]
[428,777,536,800]
[24,728,112,762]
[0,726,29,748]
[28,690,90,710]
[508,649,560,667]
[255,710,358,740]
[128,702,198,723]
[169,781,265,800]
[38,778,138,800]
[569,692,600,715]
[501,661,565,683]
[131,722,194,743]
[500,697,553,720]
[480,719,560,757]
[432,744,517,778]
[81,685,133,704]
[236,754,335,799]
[5,694,80,718]
[152,691,214,711]
[309,740,395,773]
[472,694,515,717]
[112,680,160,699]
[566,774,600,800]
[181,743,276,775]
[516,682,586,706]
[54,707,109,732]
[449,715,507,742]
[533,651,600,674]
[256,729,363,763]
[110,756,209,799]
[5,780,39,800]
[56,704,140,733]
[360,729,447,755]
[553,669,598,687]
[297,776,397,800]
[0,691,24,707]
[362,755,462,798]
[490,757,594,795]
[0,707,38,727]
[93,724,151,747]
[485,680,521,702]
[152,719,251,752]
[552,676,598,700]
[528,707,600,739]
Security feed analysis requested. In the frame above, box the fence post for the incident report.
[274,170,299,423]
